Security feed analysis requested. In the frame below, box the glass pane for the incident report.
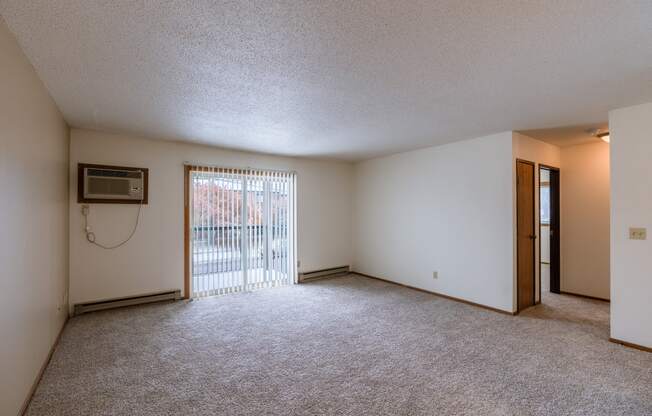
[540,185,550,224]
[191,169,293,297]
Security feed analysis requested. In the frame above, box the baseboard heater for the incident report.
[73,289,182,316]
[299,266,349,283]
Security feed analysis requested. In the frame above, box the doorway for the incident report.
[516,160,536,312]
[539,165,560,297]
[184,166,297,298]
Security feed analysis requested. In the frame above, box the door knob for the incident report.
[529,234,537,240]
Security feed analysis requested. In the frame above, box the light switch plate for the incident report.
[629,227,647,240]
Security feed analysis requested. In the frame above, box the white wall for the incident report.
[69,129,353,304]
[609,102,652,349]
[353,132,515,313]
[560,141,610,300]
[512,133,561,305]
[0,18,69,415]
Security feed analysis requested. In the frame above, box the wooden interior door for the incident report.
[517,160,536,311]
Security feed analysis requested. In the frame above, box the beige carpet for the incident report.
[27,275,651,415]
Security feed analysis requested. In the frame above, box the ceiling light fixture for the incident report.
[597,132,610,143]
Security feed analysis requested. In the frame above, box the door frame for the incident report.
[184,165,191,299]
[539,164,561,297]
[516,159,536,312]
[183,165,298,299]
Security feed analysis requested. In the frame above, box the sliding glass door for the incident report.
[188,166,296,298]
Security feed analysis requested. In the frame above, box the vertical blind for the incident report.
[189,165,297,298]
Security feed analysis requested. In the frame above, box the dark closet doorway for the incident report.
[539,165,560,297]
[516,160,536,312]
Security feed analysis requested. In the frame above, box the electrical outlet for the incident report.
[433,271,438,279]
[629,227,647,240]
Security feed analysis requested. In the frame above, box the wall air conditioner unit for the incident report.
[78,163,148,204]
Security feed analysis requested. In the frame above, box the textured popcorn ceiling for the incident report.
[1,1,651,160]
[518,123,610,147]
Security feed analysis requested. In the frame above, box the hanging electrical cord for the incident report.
[82,199,143,249]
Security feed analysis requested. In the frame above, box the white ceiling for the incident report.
[1,1,651,161]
